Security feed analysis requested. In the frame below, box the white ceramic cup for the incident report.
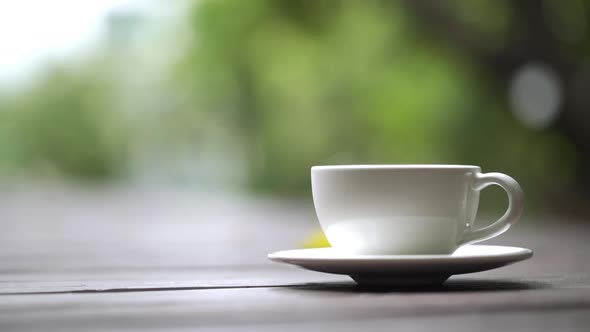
[311,165,524,255]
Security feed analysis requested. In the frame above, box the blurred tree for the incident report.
[0,0,586,215]
[400,0,590,189]
[180,0,579,210]
[0,66,128,179]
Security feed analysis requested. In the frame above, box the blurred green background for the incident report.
[1,0,589,216]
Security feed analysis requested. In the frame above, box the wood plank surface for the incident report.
[2,276,590,331]
[1,184,589,331]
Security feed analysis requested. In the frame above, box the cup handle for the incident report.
[457,172,524,246]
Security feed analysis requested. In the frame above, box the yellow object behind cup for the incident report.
[301,229,330,248]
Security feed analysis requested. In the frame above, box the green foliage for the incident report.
[0,67,128,179]
[0,0,580,211]
[182,0,577,203]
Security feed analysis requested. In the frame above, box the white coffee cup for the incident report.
[311,165,524,255]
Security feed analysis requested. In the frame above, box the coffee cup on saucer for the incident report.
[311,164,524,255]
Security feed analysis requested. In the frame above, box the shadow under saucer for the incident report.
[283,277,551,293]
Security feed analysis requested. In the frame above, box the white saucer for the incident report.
[268,245,533,287]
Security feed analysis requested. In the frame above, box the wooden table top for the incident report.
[1,185,589,331]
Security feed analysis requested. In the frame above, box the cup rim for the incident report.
[312,164,481,170]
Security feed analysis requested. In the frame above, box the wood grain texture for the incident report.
[2,277,590,330]
[1,184,590,331]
